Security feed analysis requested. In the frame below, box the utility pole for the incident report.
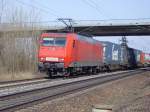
[120,36,129,64]
[121,36,128,47]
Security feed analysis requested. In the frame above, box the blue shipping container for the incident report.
[99,41,122,65]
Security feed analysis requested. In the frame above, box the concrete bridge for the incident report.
[0,19,150,36]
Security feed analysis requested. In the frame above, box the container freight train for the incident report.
[100,41,143,70]
[38,33,150,77]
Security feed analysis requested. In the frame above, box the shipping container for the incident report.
[140,52,150,66]
[144,53,150,61]
[99,41,121,65]
[133,49,142,66]
[127,47,137,68]
[99,41,140,69]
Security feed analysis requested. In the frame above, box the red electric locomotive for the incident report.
[38,33,103,77]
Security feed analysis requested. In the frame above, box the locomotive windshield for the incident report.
[42,37,66,46]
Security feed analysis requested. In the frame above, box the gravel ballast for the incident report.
[16,71,150,112]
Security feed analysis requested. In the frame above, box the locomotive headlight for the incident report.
[40,57,45,61]
[59,58,64,61]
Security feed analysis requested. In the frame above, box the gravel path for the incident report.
[16,71,150,112]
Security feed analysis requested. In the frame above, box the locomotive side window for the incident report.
[42,37,66,46]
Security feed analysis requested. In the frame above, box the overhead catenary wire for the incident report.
[15,0,59,18]
[81,0,107,18]
[31,0,64,18]
[87,0,107,16]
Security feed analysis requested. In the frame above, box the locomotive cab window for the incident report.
[42,37,66,46]
[42,38,54,46]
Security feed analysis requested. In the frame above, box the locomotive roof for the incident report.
[41,32,101,45]
[41,32,68,37]
[99,41,121,46]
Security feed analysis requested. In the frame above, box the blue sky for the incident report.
[1,0,150,52]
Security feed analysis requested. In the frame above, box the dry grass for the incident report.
[0,1,41,80]
[0,72,38,81]
[0,31,40,79]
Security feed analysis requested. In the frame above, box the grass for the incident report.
[0,31,40,80]
[0,2,42,81]
[0,72,37,81]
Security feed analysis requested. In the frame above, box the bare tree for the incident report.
[0,3,41,78]
[0,0,5,23]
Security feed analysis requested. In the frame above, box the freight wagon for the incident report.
[133,49,142,67]
[99,41,141,70]
[99,41,122,70]
[140,52,150,66]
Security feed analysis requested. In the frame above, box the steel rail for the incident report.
[0,69,148,112]
[0,77,48,86]
[0,70,133,97]
[0,70,136,98]
[0,78,50,89]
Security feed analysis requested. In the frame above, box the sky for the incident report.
[1,0,150,52]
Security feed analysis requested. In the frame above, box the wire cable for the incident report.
[81,0,106,18]
[15,0,59,18]
[32,0,64,17]
[88,0,110,18]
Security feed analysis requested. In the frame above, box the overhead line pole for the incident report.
[58,18,74,32]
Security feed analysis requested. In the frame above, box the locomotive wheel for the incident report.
[47,70,54,79]
[92,67,97,75]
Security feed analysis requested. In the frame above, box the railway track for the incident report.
[0,68,148,112]
[0,77,48,87]
[0,70,133,97]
